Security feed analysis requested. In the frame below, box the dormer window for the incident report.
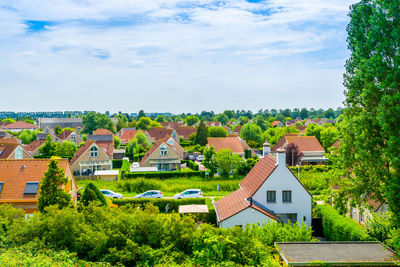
[168,138,174,145]
[90,146,98,157]
[24,182,39,195]
[71,132,76,142]
[160,144,167,156]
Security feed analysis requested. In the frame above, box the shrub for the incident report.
[319,204,371,241]
[112,159,123,169]
[122,171,206,179]
[112,198,206,213]
[80,182,107,207]
[181,160,199,171]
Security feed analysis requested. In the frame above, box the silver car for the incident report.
[100,189,123,199]
[173,189,203,199]
[134,190,163,199]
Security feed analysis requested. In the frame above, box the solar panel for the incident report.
[24,182,39,194]
[0,182,3,193]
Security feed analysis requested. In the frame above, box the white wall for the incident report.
[220,207,275,229]
[252,162,312,226]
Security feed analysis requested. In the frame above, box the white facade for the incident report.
[219,207,276,229]
[252,153,312,226]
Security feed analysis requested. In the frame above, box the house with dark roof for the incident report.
[148,127,179,142]
[0,142,32,159]
[207,136,255,157]
[1,121,39,132]
[23,139,46,156]
[272,134,327,164]
[0,158,77,213]
[139,137,185,171]
[174,126,196,140]
[214,151,312,229]
[87,129,114,157]
[70,140,112,175]
[56,130,82,146]
[117,128,153,145]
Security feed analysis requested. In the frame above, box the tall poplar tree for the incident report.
[195,120,208,146]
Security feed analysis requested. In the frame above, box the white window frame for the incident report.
[160,144,167,156]
[90,146,98,157]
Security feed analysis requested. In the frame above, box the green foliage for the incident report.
[214,113,229,125]
[203,146,217,176]
[82,112,114,135]
[123,171,206,179]
[254,115,269,131]
[240,123,263,147]
[182,160,200,171]
[208,126,227,137]
[263,126,299,146]
[38,158,72,212]
[113,136,120,149]
[137,117,152,130]
[19,129,38,145]
[125,131,149,161]
[80,182,107,207]
[112,159,123,168]
[320,127,338,151]
[184,115,199,126]
[120,159,130,178]
[237,157,259,176]
[112,198,206,212]
[365,212,392,243]
[214,148,244,177]
[305,123,324,142]
[54,126,62,135]
[1,118,15,123]
[195,120,208,146]
[319,204,371,241]
[55,141,77,158]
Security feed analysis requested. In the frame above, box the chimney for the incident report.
[276,148,286,167]
[263,141,271,156]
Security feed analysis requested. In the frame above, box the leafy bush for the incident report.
[112,198,206,212]
[181,160,199,171]
[123,171,206,179]
[112,159,123,169]
[319,204,371,241]
[80,182,107,207]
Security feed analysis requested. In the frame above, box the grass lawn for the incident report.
[77,177,241,197]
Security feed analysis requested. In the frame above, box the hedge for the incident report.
[319,204,371,241]
[179,141,192,147]
[112,159,123,169]
[289,165,333,172]
[33,155,73,160]
[181,160,200,171]
[112,198,206,212]
[122,171,206,179]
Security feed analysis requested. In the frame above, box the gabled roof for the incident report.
[148,127,174,141]
[95,140,114,157]
[1,121,39,130]
[207,121,222,127]
[57,130,74,140]
[272,121,283,126]
[70,140,95,165]
[233,125,242,134]
[92,128,113,135]
[285,136,324,152]
[0,138,19,144]
[0,143,19,159]
[119,129,146,142]
[23,139,46,152]
[207,136,246,154]
[175,126,196,139]
[0,159,71,202]
[139,137,181,165]
[271,133,299,152]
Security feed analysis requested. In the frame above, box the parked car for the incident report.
[76,187,84,201]
[196,155,204,161]
[100,189,123,199]
[188,155,195,161]
[173,189,203,199]
[134,190,163,199]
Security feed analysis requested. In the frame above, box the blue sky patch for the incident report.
[25,20,54,33]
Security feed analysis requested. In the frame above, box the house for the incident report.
[174,126,196,140]
[70,140,112,175]
[139,137,184,171]
[272,135,327,165]
[56,130,82,146]
[148,127,179,142]
[348,198,388,225]
[272,121,284,127]
[38,118,83,132]
[87,129,114,157]
[1,121,39,132]
[207,136,255,157]
[23,139,46,156]
[117,128,154,145]
[0,142,32,159]
[295,125,307,135]
[0,130,19,142]
[207,121,222,127]
[233,125,242,135]
[0,158,77,213]
[214,150,312,229]
[159,122,186,129]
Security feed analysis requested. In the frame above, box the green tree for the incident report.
[137,110,146,119]
[214,149,243,177]
[320,127,338,151]
[208,127,227,137]
[54,126,62,135]
[55,141,77,158]
[82,112,114,134]
[305,123,324,143]
[223,110,235,120]
[254,115,268,131]
[39,135,58,157]
[195,120,208,146]
[240,123,263,147]
[137,117,152,130]
[184,115,199,126]
[116,118,127,132]
[156,115,167,122]
[203,146,217,176]
[19,130,37,145]
[1,118,16,123]
[80,182,107,207]
[275,114,286,124]
[214,113,229,125]
[239,116,249,125]
[114,136,121,149]
[340,0,400,225]
[38,158,72,212]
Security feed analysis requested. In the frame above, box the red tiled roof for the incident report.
[57,130,73,140]
[23,139,46,152]
[285,136,324,152]
[1,121,38,130]
[175,126,196,139]
[271,133,299,152]
[332,140,341,149]
[70,140,94,165]
[207,121,222,127]
[119,129,145,143]
[0,159,71,202]
[0,143,18,159]
[148,127,174,141]
[0,138,19,144]
[207,136,245,154]
[296,126,307,134]
[96,140,114,156]
[233,125,242,133]
[92,128,113,135]
[139,139,164,165]
[272,121,282,126]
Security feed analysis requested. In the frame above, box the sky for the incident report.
[0,0,358,114]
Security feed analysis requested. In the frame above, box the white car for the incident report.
[173,189,203,199]
[196,155,204,161]
[100,189,123,199]
[134,190,163,199]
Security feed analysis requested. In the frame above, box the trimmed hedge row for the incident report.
[112,159,123,169]
[181,160,200,171]
[179,141,192,147]
[112,198,206,212]
[33,155,73,160]
[289,165,333,172]
[319,204,371,241]
[122,171,206,179]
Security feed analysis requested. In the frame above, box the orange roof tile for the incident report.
[1,121,38,130]
[0,138,19,144]
[92,128,113,135]
[285,136,324,152]
[119,129,144,143]
[70,140,94,165]
[148,127,174,141]
[96,140,114,156]
[57,130,73,140]
[175,126,196,139]
[0,143,18,159]
[23,139,46,152]
[207,136,245,154]
[0,159,71,202]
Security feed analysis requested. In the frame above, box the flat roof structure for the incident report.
[179,204,209,214]
[275,242,398,266]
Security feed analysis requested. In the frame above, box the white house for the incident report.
[214,150,312,229]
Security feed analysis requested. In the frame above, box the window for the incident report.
[282,190,292,203]
[15,147,23,159]
[0,182,3,193]
[90,146,98,157]
[71,132,76,142]
[267,191,276,203]
[24,182,39,194]
[160,144,167,156]
[360,212,364,223]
